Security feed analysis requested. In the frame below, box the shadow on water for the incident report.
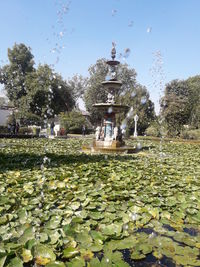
[0,151,137,171]
[122,249,177,267]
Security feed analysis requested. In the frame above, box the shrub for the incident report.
[59,110,92,134]
[180,129,200,140]
[145,125,160,137]
[0,126,9,134]
[18,127,33,135]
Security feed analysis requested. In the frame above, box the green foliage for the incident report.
[84,58,109,124]
[17,112,42,126]
[67,74,88,104]
[180,128,200,140]
[0,43,75,124]
[161,77,200,136]
[18,127,33,135]
[0,43,34,105]
[0,97,7,106]
[119,84,155,135]
[59,110,91,134]
[0,126,8,134]
[24,64,75,120]
[145,122,161,137]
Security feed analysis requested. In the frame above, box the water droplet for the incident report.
[121,118,127,129]
[136,143,142,149]
[124,48,131,58]
[108,107,113,114]
[147,27,152,33]
[105,74,111,81]
[123,224,129,230]
[59,32,64,37]
[128,20,134,27]
[131,92,136,97]
[130,212,138,221]
[149,232,156,239]
[141,96,147,104]
[111,9,117,16]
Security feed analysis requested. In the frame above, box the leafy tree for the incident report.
[22,64,75,121]
[84,58,155,134]
[0,43,34,106]
[0,96,6,106]
[84,59,109,124]
[0,43,75,124]
[118,84,155,134]
[67,74,88,105]
[161,77,200,136]
[185,75,200,128]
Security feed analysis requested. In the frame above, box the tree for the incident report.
[0,43,34,106]
[67,74,88,106]
[185,75,200,128]
[0,43,76,124]
[0,96,6,106]
[84,59,109,124]
[21,64,75,121]
[160,78,200,136]
[120,84,155,134]
[84,58,155,134]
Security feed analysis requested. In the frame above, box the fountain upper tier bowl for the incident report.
[102,80,122,90]
[93,103,129,113]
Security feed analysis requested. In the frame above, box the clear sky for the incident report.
[0,0,200,113]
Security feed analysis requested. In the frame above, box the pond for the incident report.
[0,137,199,266]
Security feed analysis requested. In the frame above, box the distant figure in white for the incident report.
[54,124,60,137]
[107,93,115,104]
[113,126,118,140]
[95,126,101,140]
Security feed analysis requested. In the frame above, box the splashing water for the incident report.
[123,223,129,230]
[108,107,113,114]
[136,142,142,149]
[141,96,147,105]
[126,107,134,118]
[121,119,127,130]
[147,27,152,33]
[131,91,136,98]
[111,9,117,16]
[124,48,131,58]
[128,20,134,27]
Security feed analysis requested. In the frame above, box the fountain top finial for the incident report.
[111,42,116,60]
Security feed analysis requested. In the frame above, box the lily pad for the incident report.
[63,247,79,259]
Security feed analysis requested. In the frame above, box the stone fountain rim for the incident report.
[102,80,122,85]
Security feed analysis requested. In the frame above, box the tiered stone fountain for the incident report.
[82,44,136,153]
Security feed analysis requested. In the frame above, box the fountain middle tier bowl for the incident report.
[102,80,122,90]
[93,103,129,113]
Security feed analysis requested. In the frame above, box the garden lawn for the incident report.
[0,138,200,267]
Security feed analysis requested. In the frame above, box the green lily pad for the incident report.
[63,247,79,259]
[33,244,56,264]
[0,255,6,267]
[46,261,66,267]
[7,257,23,267]
[18,226,35,244]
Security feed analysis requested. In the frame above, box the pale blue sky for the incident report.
[0,0,200,112]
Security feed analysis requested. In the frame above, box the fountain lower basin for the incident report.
[82,140,137,154]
